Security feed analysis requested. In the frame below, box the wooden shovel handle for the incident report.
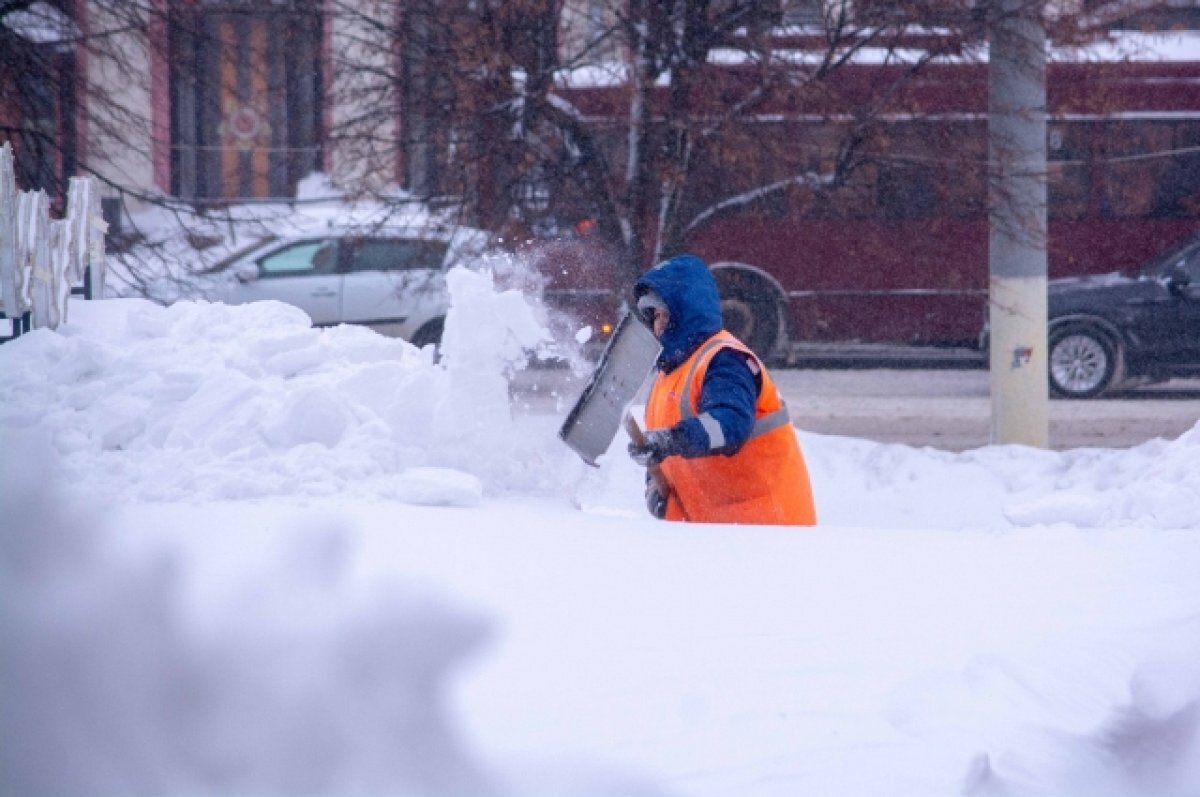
[623,412,672,500]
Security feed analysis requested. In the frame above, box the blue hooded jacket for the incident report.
[635,254,724,373]
[634,255,760,457]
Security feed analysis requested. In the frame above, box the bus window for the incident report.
[1150,121,1200,218]
[877,162,937,219]
[1048,121,1091,219]
[937,123,986,219]
[813,162,877,219]
[1101,120,1176,217]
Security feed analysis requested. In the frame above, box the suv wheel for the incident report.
[1048,326,1118,399]
[411,317,445,359]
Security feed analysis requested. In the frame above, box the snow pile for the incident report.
[0,432,502,796]
[999,429,1200,529]
[964,624,1200,797]
[800,431,1200,531]
[435,265,558,487]
[294,171,342,202]
[0,267,581,504]
[6,269,1200,527]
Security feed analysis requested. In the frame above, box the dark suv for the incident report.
[1044,233,1200,398]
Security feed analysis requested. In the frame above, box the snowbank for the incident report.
[5,268,1200,528]
[0,434,502,796]
[964,621,1200,797]
[803,430,1200,531]
[0,268,580,504]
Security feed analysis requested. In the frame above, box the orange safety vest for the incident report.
[644,331,817,525]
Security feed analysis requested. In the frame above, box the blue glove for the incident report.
[628,429,680,467]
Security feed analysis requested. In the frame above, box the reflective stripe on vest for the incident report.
[676,337,792,442]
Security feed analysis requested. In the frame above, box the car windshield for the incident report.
[1133,236,1200,278]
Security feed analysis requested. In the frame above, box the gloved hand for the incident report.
[645,480,667,519]
[628,429,679,467]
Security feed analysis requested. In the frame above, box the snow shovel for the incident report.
[559,310,661,467]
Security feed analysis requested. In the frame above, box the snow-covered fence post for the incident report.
[19,189,54,330]
[0,142,31,341]
[60,177,107,303]
[0,140,107,338]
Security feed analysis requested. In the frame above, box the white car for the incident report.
[211,224,489,348]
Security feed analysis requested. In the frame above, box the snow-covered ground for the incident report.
[2,266,1198,796]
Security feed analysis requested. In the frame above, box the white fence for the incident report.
[0,141,108,341]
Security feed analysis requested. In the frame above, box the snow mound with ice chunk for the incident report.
[0,267,582,504]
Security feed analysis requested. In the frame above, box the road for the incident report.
[775,368,1200,450]
[516,366,1200,451]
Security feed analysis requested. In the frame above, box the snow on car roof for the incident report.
[107,177,489,303]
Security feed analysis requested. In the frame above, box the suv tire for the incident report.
[412,317,445,359]
[1048,325,1119,399]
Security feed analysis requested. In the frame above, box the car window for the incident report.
[1183,247,1200,282]
[258,240,338,277]
[346,238,448,273]
[202,236,277,274]
[1138,237,1200,278]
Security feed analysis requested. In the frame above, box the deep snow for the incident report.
[2,266,1199,796]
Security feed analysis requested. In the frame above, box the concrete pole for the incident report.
[1,143,19,321]
[988,0,1049,447]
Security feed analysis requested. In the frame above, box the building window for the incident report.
[782,1,823,25]
[0,0,77,200]
[168,1,323,201]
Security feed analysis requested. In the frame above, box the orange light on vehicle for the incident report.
[601,323,613,335]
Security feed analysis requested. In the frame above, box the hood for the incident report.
[1047,271,1133,293]
[1048,270,1166,315]
[635,254,723,372]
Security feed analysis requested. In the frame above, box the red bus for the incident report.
[561,37,1200,361]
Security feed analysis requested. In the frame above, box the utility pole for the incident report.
[988,0,1049,447]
